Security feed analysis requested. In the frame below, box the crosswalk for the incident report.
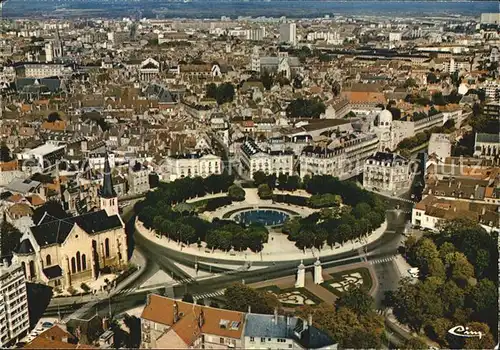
[114,287,138,295]
[193,289,225,301]
[175,277,196,284]
[369,255,396,265]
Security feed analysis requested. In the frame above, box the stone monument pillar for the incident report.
[314,258,324,284]
[295,260,305,288]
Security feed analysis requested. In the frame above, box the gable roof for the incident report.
[141,294,245,346]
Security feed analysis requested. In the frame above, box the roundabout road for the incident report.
[43,207,410,319]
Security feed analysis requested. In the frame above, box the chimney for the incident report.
[308,314,312,327]
[173,301,179,323]
[274,308,278,324]
[481,206,486,215]
[3,258,9,267]
[102,317,109,330]
[458,181,461,188]
[247,306,251,314]
[198,309,205,329]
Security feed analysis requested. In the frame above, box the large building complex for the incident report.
[238,139,294,180]
[299,133,379,180]
[159,153,222,182]
[363,152,412,193]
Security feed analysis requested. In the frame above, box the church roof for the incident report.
[30,210,122,247]
[17,239,34,254]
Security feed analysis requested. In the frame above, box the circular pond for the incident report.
[232,209,291,226]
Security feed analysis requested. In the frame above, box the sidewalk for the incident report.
[136,218,388,263]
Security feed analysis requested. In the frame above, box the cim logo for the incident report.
[447,325,483,339]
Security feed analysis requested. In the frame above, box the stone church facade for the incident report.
[13,155,128,289]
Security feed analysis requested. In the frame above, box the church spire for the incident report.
[101,152,116,199]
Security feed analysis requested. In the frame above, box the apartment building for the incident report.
[140,294,337,349]
[299,133,379,180]
[128,164,150,195]
[0,261,30,347]
[14,63,72,78]
[363,152,412,193]
[160,153,222,182]
[238,140,294,180]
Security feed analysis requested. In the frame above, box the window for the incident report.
[105,238,110,257]
[82,254,87,270]
[261,338,266,343]
[288,344,292,348]
[220,337,224,344]
[71,258,76,274]
[250,337,255,342]
[46,254,51,266]
[76,252,81,272]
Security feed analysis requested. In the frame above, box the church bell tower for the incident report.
[100,153,118,216]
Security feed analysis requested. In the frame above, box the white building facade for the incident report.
[238,140,294,180]
[160,153,222,182]
[0,262,30,347]
[363,152,412,193]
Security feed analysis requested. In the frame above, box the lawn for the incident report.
[320,267,373,297]
[257,285,322,307]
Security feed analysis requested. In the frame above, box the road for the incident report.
[44,208,410,319]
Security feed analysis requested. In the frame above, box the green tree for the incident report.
[462,322,496,350]
[403,77,417,88]
[441,280,465,316]
[0,220,22,261]
[401,336,428,350]
[224,283,279,315]
[47,112,62,122]
[336,286,374,316]
[215,83,235,105]
[261,70,273,90]
[426,257,446,279]
[0,142,12,162]
[228,184,245,201]
[444,252,475,286]
[425,317,452,346]
[466,278,498,327]
[413,238,439,268]
[252,171,267,186]
[439,242,456,260]
[257,183,273,200]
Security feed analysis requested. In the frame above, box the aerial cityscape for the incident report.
[0,0,498,349]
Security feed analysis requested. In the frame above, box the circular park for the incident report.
[134,172,388,262]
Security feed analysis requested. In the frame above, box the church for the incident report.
[12,155,128,290]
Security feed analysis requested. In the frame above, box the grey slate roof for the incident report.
[244,314,336,349]
[5,178,42,194]
[30,210,122,247]
[476,133,500,144]
[14,78,62,92]
[17,239,34,255]
[244,314,298,338]
[43,265,62,279]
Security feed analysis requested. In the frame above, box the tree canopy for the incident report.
[0,220,22,261]
[286,98,325,118]
[206,83,235,105]
[224,283,280,315]
[391,219,498,347]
